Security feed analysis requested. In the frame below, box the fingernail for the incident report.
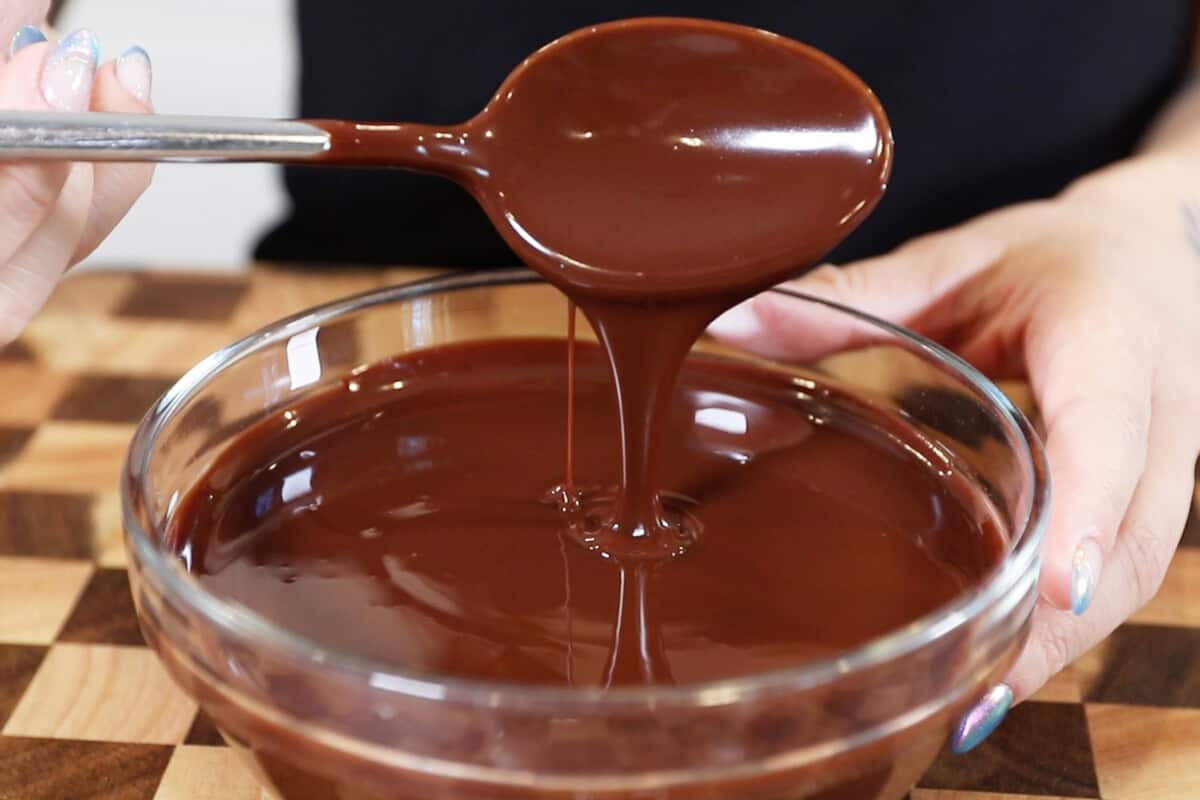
[1071,538,1102,615]
[9,25,46,57]
[950,683,1012,755]
[116,45,152,104]
[41,28,99,111]
[708,301,762,340]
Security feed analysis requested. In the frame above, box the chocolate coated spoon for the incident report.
[0,17,890,300]
[7,18,895,688]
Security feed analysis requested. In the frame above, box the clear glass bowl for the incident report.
[123,269,1048,800]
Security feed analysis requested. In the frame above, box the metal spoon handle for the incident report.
[0,111,329,162]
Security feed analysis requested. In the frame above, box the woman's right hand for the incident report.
[0,4,154,344]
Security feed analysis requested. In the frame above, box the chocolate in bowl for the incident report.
[122,270,1047,800]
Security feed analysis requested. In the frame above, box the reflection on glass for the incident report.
[285,327,321,390]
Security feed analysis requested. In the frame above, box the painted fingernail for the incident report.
[9,25,46,57]
[708,301,761,340]
[951,683,1012,754]
[116,45,152,104]
[41,28,99,111]
[1071,538,1102,615]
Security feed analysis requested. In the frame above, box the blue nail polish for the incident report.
[40,28,100,111]
[120,45,150,63]
[9,25,46,57]
[951,683,1012,754]
[54,28,100,65]
[1070,543,1098,615]
[116,45,152,103]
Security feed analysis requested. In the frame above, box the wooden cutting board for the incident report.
[0,266,1197,799]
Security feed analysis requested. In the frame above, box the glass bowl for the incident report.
[122,269,1048,800]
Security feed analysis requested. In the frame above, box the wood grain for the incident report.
[0,556,92,645]
[0,490,98,559]
[59,569,145,646]
[919,702,1099,797]
[1087,704,1200,799]
[0,737,172,800]
[0,422,136,493]
[1,268,1198,799]
[153,746,270,800]
[4,644,197,744]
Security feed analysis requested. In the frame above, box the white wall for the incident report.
[59,0,297,272]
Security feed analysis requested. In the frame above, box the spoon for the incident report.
[0,17,890,300]
[15,18,894,688]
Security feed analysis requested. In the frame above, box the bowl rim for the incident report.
[121,267,1049,709]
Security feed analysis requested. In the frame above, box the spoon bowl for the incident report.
[0,17,891,301]
[469,18,893,298]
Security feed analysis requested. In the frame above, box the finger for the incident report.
[706,229,1002,362]
[0,30,99,343]
[0,160,92,342]
[1003,403,1196,703]
[0,40,71,289]
[1025,293,1152,614]
[74,50,154,263]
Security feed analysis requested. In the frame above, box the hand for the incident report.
[0,8,154,344]
[709,152,1200,741]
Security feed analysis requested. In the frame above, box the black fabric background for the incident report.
[255,1,1194,268]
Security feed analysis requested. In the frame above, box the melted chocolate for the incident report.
[159,19,1004,798]
[310,19,890,298]
[305,18,891,543]
[171,340,1000,687]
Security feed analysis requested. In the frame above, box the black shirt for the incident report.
[255,1,1194,267]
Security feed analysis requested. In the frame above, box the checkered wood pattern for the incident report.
[0,267,1197,799]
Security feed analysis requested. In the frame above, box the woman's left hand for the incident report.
[709,151,1200,742]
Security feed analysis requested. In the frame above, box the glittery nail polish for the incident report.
[9,24,46,57]
[116,46,152,104]
[950,683,1012,754]
[40,29,99,111]
[1070,539,1101,615]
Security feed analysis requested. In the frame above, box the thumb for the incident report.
[707,229,1001,363]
